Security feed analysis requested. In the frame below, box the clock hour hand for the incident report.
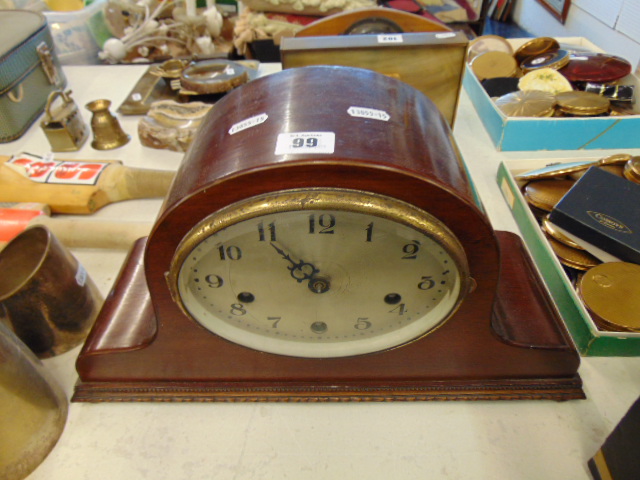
[270,242,319,283]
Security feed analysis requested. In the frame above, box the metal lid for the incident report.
[545,234,600,271]
[514,37,560,64]
[0,10,45,59]
[560,52,632,83]
[467,35,514,62]
[495,90,556,117]
[578,262,640,332]
[556,91,610,116]
[623,156,640,184]
[518,67,573,95]
[515,161,593,181]
[523,179,574,211]
[521,49,570,73]
[470,51,518,81]
[541,215,584,250]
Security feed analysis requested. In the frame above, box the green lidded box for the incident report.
[0,10,67,143]
[497,160,640,356]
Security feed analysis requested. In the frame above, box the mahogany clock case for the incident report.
[74,66,583,402]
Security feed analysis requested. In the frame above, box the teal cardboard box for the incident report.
[497,160,640,356]
[463,37,640,151]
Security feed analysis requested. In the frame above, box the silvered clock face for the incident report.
[171,189,469,358]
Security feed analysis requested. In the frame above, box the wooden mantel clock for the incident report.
[74,66,584,402]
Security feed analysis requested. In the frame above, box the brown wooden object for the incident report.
[74,66,583,402]
[280,31,467,127]
[0,155,175,214]
[294,8,451,37]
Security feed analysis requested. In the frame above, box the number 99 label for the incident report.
[275,132,335,155]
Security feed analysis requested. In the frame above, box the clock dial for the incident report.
[171,189,469,358]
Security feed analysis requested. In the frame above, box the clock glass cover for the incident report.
[170,189,469,358]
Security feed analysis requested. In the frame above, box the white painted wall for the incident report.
[511,0,640,71]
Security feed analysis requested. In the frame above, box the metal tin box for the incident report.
[0,10,67,143]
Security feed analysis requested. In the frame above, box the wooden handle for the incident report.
[0,155,175,214]
[10,217,153,250]
[104,165,176,203]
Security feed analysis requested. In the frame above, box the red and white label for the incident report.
[7,153,110,185]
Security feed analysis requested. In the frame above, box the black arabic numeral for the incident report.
[218,245,242,261]
[309,214,336,234]
[389,303,407,315]
[205,274,224,288]
[258,221,277,242]
[402,241,420,259]
[230,303,246,316]
[354,317,372,330]
[365,222,374,242]
[418,276,435,290]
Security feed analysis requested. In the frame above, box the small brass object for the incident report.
[514,37,560,64]
[578,262,640,332]
[40,90,88,152]
[470,51,518,81]
[544,234,600,271]
[86,99,131,150]
[520,49,570,73]
[623,156,640,184]
[515,161,593,182]
[556,91,610,117]
[523,179,574,211]
[541,215,584,250]
[495,90,556,117]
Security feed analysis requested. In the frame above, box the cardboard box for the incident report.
[550,167,640,264]
[497,159,640,356]
[464,37,640,151]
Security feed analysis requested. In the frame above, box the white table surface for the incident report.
[3,64,640,480]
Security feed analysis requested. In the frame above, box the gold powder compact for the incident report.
[556,91,611,117]
[518,67,573,95]
[578,262,640,332]
[470,51,518,81]
[520,49,570,73]
[495,90,556,117]
[523,179,574,211]
[514,37,560,64]
[623,156,640,184]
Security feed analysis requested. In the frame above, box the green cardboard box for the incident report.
[497,160,640,356]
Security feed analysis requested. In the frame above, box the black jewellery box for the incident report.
[549,167,640,264]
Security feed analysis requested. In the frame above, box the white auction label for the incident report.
[435,32,457,39]
[75,264,87,287]
[228,113,268,135]
[377,34,403,44]
[275,132,335,155]
[347,106,390,122]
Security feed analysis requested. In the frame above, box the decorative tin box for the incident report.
[0,10,67,143]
